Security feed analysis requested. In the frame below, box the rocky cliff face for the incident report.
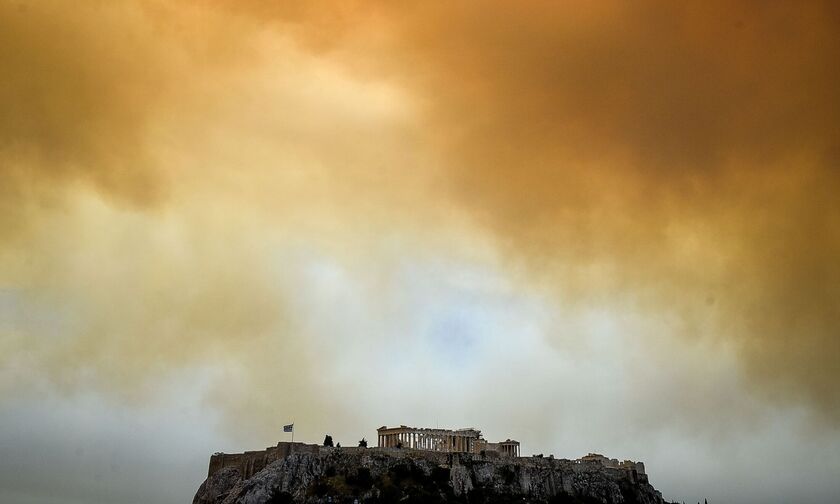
[194,447,664,504]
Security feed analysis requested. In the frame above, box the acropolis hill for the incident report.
[194,424,664,504]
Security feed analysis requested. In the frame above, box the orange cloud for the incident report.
[1,0,839,425]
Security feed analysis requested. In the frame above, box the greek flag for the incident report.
[283,424,294,433]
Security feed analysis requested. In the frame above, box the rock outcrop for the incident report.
[194,444,665,504]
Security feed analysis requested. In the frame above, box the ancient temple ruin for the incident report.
[376,425,520,457]
[578,453,646,476]
[205,433,650,488]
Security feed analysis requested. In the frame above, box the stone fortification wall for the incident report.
[208,443,648,486]
[576,454,648,484]
[209,442,320,479]
[208,443,458,479]
[195,448,664,504]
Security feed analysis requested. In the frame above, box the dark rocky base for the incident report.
[194,449,664,504]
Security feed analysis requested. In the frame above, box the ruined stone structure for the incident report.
[208,425,522,482]
[575,452,647,485]
[208,442,322,479]
[579,452,646,476]
[197,443,663,504]
[204,431,656,499]
[205,443,649,492]
[483,439,521,458]
[376,425,520,457]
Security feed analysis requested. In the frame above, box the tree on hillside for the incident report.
[323,435,334,447]
[358,438,368,448]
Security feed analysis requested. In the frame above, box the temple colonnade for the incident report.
[376,426,480,453]
[376,426,520,458]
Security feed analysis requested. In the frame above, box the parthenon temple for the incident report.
[376,425,520,457]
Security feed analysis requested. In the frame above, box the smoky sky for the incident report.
[222,0,840,418]
[1,2,840,503]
